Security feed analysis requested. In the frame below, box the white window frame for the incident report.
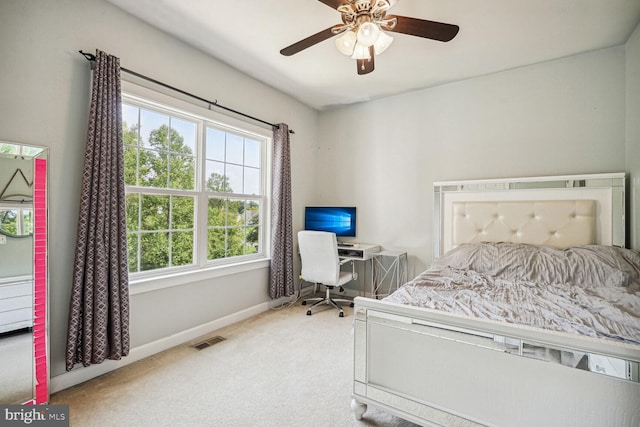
[122,81,272,295]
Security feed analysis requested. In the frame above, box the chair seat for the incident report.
[337,271,355,287]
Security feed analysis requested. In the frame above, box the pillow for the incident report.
[433,242,640,288]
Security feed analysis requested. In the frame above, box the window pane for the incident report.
[122,104,139,140]
[170,117,196,154]
[206,127,225,161]
[226,133,243,164]
[208,198,226,227]
[227,227,245,257]
[227,199,245,226]
[21,146,43,156]
[22,210,33,235]
[169,153,195,190]
[171,231,194,266]
[154,152,170,188]
[172,196,195,230]
[140,232,169,271]
[226,164,243,194]
[0,209,18,235]
[124,146,138,186]
[205,160,229,192]
[127,233,139,273]
[0,143,19,155]
[208,228,226,260]
[245,138,260,167]
[140,109,170,149]
[244,167,259,195]
[247,201,260,226]
[246,226,259,253]
[127,233,138,273]
[126,194,139,232]
[138,149,169,188]
[141,195,170,230]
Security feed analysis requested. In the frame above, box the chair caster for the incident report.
[339,312,344,317]
[306,310,312,316]
[302,301,307,305]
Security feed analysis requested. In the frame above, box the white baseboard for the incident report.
[50,301,270,394]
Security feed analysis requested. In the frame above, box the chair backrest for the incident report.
[298,230,340,285]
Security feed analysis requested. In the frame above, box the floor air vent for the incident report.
[192,335,226,350]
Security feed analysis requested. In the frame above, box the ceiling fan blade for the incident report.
[280,27,337,56]
[387,15,459,42]
[317,0,345,10]
[356,46,375,75]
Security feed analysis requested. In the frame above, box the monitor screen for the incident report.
[304,206,356,237]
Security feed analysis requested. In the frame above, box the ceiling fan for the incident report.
[280,0,459,75]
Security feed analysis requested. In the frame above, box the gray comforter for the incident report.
[384,243,640,345]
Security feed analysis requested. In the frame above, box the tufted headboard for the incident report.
[433,173,626,258]
[452,200,595,249]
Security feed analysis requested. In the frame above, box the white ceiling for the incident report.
[106,0,640,111]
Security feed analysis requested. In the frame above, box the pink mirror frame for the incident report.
[26,157,48,404]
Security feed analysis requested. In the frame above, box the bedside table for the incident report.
[371,250,408,298]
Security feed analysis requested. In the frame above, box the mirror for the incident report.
[0,141,48,404]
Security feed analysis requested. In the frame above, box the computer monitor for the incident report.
[304,206,356,237]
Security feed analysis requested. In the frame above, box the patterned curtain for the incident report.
[269,124,295,299]
[66,50,130,370]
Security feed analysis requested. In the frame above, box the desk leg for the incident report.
[357,259,369,297]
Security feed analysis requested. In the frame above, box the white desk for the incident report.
[336,243,380,297]
[337,243,380,260]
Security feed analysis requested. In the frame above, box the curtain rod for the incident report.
[79,51,294,134]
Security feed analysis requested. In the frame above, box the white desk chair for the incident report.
[298,230,356,317]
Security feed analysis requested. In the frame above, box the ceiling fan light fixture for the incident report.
[373,31,393,55]
[356,22,380,47]
[280,0,460,76]
[335,30,357,56]
[351,43,371,60]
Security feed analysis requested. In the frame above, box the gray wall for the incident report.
[0,235,32,279]
[627,23,640,250]
[318,46,628,274]
[0,234,32,278]
[0,0,319,379]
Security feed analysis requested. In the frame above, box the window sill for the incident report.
[129,258,271,295]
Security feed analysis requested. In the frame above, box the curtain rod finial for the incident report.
[79,50,96,61]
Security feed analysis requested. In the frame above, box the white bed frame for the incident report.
[351,173,640,427]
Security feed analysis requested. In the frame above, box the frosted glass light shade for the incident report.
[335,30,357,56]
[373,31,393,55]
[356,22,380,47]
[351,43,371,60]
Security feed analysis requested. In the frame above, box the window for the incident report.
[0,206,33,236]
[122,92,269,277]
[205,127,263,261]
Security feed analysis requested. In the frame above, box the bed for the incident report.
[351,173,640,427]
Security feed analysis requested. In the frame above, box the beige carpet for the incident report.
[51,300,419,427]
[0,330,33,404]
